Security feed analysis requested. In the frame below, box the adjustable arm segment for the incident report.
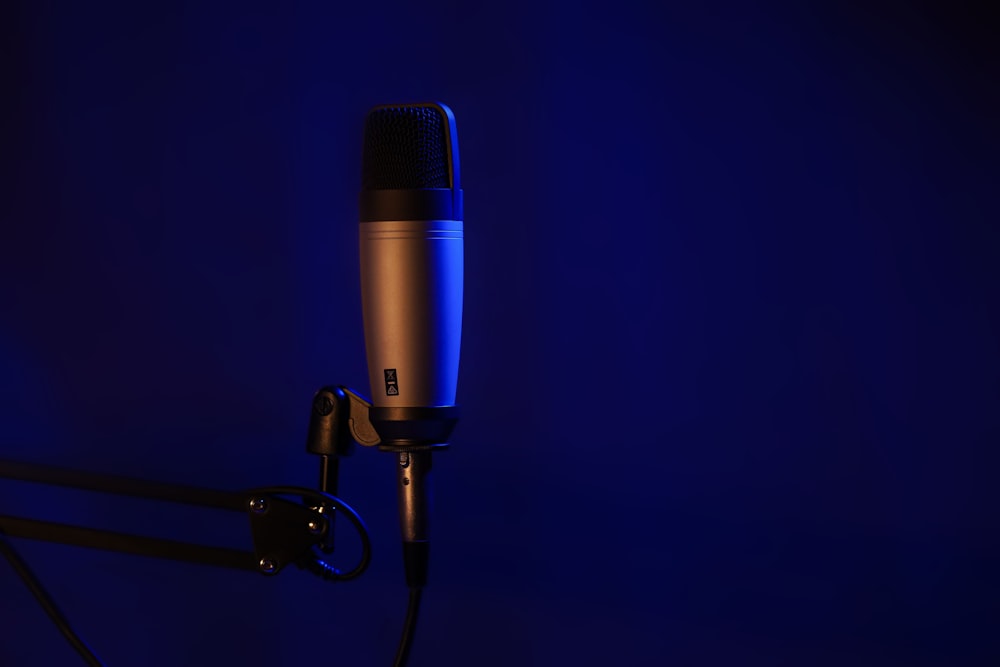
[0,459,368,578]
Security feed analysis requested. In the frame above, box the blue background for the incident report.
[1,1,997,665]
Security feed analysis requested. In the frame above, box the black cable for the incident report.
[392,587,423,667]
[0,531,106,667]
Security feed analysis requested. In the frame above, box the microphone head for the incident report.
[362,103,460,191]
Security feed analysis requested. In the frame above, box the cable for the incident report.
[0,531,106,667]
[392,587,423,667]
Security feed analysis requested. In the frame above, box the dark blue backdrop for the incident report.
[1,1,997,665]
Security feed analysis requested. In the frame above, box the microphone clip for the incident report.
[306,385,457,454]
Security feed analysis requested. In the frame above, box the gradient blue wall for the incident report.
[1,1,996,665]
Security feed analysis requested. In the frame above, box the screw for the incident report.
[314,393,334,416]
[249,498,267,514]
[259,557,277,574]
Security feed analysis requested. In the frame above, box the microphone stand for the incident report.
[0,385,388,661]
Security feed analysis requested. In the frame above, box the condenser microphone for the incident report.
[359,102,463,590]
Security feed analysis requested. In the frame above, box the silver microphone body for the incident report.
[359,219,463,411]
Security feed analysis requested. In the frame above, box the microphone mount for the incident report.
[0,383,447,665]
[0,386,388,582]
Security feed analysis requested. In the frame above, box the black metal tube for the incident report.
[0,459,247,511]
[317,455,340,553]
[0,515,259,571]
[318,454,340,497]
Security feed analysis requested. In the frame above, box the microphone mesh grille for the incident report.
[362,106,449,190]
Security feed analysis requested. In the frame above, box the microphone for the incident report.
[359,102,463,589]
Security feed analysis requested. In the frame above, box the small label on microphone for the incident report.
[384,369,399,396]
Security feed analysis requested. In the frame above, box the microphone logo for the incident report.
[384,369,399,396]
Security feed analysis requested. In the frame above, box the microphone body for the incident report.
[358,102,463,588]
[358,218,463,412]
